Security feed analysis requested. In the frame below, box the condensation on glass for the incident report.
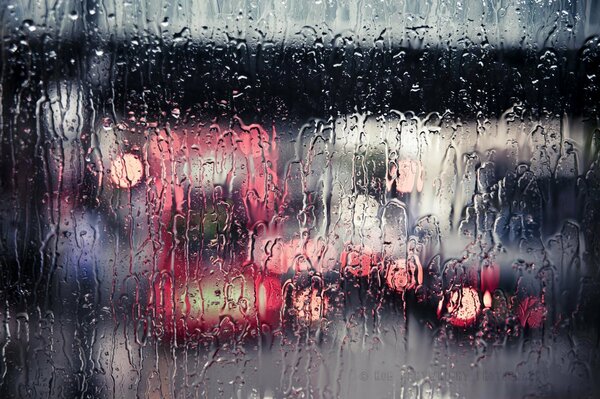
[1,1,600,398]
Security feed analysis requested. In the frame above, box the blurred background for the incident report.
[1,0,600,398]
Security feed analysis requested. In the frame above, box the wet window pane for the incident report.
[1,1,600,398]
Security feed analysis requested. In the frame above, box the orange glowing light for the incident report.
[446,287,481,327]
[110,153,143,188]
[483,290,493,308]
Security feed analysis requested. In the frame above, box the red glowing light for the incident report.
[236,122,280,225]
[481,260,500,295]
[152,228,284,339]
[146,122,280,225]
[153,268,283,339]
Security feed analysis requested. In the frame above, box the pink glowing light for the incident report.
[516,296,546,329]
[385,256,423,293]
[387,159,424,193]
[340,245,380,277]
[292,286,328,323]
